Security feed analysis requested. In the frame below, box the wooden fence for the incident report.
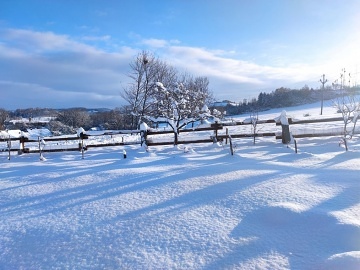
[1,115,358,154]
[145,116,359,146]
[0,130,141,154]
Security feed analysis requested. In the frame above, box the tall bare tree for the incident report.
[121,51,161,128]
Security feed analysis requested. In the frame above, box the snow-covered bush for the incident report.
[47,120,76,136]
[146,81,212,145]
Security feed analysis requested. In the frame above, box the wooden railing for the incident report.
[1,115,358,154]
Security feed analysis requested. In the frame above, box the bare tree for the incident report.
[249,110,259,145]
[57,109,92,129]
[332,69,360,151]
[333,95,360,151]
[121,51,161,128]
[184,75,213,115]
[104,109,128,130]
[0,108,9,130]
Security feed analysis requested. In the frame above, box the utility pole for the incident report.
[320,74,327,115]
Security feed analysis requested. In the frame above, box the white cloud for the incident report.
[0,28,306,108]
[140,38,181,48]
[82,35,111,41]
[169,39,181,45]
[0,28,136,109]
[2,28,98,54]
[0,80,122,109]
[141,38,169,48]
[1,27,359,109]
[176,47,263,84]
[165,46,305,85]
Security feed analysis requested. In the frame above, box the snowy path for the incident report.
[0,137,359,269]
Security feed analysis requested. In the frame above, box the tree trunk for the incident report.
[344,138,348,151]
[174,131,178,145]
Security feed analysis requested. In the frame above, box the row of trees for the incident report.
[2,108,133,135]
[218,86,342,116]
[51,108,134,135]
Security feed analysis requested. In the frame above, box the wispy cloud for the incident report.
[1,28,98,54]
[81,35,111,41]
[140,38,180,48]
[141,38,169,48]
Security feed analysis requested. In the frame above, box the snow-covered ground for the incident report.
[0,101,359,269]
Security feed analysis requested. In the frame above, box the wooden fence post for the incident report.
[229,135,234,155]
[281,124,291,144]
[81,137,84,159]
[141,130,147,146]
[215,124,218,140]
[7,135,11,160]
[79,132,88,159]
[19,136,28,153]
[38,136,41,159]
[210,122,223,142]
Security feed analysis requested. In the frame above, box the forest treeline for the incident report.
[214,85,359,116]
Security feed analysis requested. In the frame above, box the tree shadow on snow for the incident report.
[206,205,360,269]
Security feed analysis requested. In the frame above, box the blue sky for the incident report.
[1,0,359,109]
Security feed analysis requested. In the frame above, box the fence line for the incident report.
[0,130,141,154]
[1,116,359,153]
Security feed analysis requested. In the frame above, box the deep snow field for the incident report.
[0,102,359,270]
